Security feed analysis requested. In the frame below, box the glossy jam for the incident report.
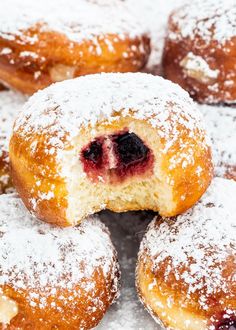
[82,140,103,167]
[81,131,153,182]
[113,132,149,166]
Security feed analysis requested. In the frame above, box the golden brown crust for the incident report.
[160,130,213,216]
[1,267,117,330]
[136,178,236,329]
[0,25,150,94]
[163,13,236,104]
[9,133,69,226]
[0,151,13,194]
[137,256,236,330]
[0,195,120,329]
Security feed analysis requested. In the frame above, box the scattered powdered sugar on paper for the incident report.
[14,73,207,164]
[0,91,26,157]
[141,177,236,309]
[0,0,148,44]
[0,91,26,191]
[0,193,118,308]
[170,0,236,45]
[198,103,236,178]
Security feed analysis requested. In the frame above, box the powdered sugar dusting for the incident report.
[0,91,26,156]
[14,73,207,167]
[0,0,148,44]
[140,177,236,310]
[170,0,236,45]
[0,91,26,191]
[126,0,185,72]
[198,103,236,179]
[0,193,119,309]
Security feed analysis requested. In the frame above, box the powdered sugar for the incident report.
[180,52,220,83]
[0,91,26,191]
[198,103,236,178]
[170,0,236,45]
[140,177,236,310]
[0,193,118,310]
[14,73,207,167]
[126,0,185,71]
[0,91,26,157]
[0,0,148,44]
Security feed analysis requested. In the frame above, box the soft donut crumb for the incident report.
[0,293,18,325]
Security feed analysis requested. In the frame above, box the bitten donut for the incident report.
[137,177,236,330]
[10,73,213,227]
[198,104,236,181]
[0,193,119,329]
[0,0,150,95]
[0,91,26,193]
[163,0,236,104]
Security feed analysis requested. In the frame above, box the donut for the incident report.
[198,104,236,181]
[0,91,26,194]
[163,0,236,104]
[136,177,236,330]
[0,0,150,95]
[10,73,213,227]
[0,193,119,329]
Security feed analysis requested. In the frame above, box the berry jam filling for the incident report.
[113,132,149,166]
[82,140,103,166]
[214,313,236,330]
[81,131,153,182]
[217,319,236,330]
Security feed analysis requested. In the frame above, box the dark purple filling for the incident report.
[81,131,153,182]
[218,320,236,330]
[82,140,103,165]
[113,132,149,166]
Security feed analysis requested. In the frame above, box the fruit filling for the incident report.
[217,317,236,330]
[81,131,153,182]
[82,140,103,167]
[113,132,149,166]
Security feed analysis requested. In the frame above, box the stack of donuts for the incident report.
[0,0,235,329]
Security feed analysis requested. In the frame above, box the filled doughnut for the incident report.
[0,193,119,329]
[198,104,236,181]
[0,91,26,194]
[0,0,150,95]
[137,177,236,330]
[10,73,213,227]
[163,0,236,104]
